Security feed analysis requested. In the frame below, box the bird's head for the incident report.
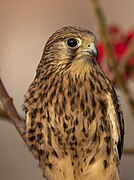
[39,26,98,74]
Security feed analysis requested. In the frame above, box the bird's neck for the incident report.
[36,56,98,83]
[69,57,97,79]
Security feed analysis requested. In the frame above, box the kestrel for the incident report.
[24,26,124,180]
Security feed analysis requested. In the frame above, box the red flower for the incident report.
[97,25,134,80]
[109,26,121,35]
[113,41,128,62]
[126,29,134,42]
[97,42,104,66]
[126,30,134,65]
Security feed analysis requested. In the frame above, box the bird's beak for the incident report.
[83,43,98,60]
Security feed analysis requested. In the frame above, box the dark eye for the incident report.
[67,38,78,48]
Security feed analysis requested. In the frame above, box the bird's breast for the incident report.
[40,71,109,151]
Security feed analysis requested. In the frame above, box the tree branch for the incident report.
[123,148,134,155]
[119,41,134,73]
[0,77,29,149]
[0,108,25,124]
[0,108,9,119]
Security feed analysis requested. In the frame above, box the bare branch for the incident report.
[0,108,25,124]
[0,108,9,119]
[123,148,134,155]
[0,77,29,149]
[118,41,134,73]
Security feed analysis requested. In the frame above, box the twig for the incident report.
[0,108,9,119]
[0,107,25,121]
[0,108,12,123]
[0,108,25,124]
[0,77,29,148]
[123,148,134,155]
[91,0,134,114]
[119,41,134,73]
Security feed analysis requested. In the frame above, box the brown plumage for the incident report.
[24,26,124,180]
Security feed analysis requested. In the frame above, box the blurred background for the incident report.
[0,0,134,179]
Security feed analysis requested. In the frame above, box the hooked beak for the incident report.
[83,43,98,60]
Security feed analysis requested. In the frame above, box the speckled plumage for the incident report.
[24,26,124,180]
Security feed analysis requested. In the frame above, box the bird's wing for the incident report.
[107,87,124,160]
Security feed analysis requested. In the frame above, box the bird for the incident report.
[24,26,124,180]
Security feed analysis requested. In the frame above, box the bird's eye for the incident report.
[67,38,79,48]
